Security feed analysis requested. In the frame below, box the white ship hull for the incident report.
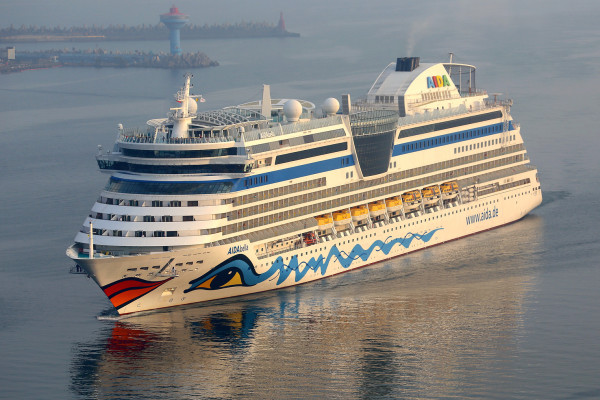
[68,57,543,315]
[72,177,541,315]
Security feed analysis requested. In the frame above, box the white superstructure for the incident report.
[67,57,542,315]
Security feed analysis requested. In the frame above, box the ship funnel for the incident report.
[395,57,420,71]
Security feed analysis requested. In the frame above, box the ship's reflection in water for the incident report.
[71,215,543,399]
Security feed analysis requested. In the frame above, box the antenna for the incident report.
[490,93,503,105]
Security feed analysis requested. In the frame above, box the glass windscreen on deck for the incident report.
[105,177,233,195]
[398,110,503,139]
[350,110,398,177]
[121,147,238,158]
[275,142,348,165]
[98,161,249,174]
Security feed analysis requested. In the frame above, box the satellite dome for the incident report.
[283,99,302,122]
[187,98,198,114]
[322,97,340,116]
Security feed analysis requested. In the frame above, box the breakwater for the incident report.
[1,48,218,73]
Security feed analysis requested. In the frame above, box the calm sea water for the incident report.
[1,2,600,398]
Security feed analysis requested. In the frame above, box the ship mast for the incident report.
[170,73,202,139]
[89,222,94,259]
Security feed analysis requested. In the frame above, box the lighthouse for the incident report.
[277,12,286,32]
[160,6,190,55]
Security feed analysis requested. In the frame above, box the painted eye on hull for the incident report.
[195,267,245,290]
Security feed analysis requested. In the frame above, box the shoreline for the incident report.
[1,49,219,74]
[0,30,300,44]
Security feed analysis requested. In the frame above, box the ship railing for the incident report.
[458,89,488,98]
[257,242,304,260]
[484,98,513,108]
[457,164,534,191]
[69,264,88,274]
[118,134,236,145]
[396,102,495,128]
[214,218,317,248]
[353,95,506,129]
[117,115,346,145]
[242,115,346,143]
[67,247,115,259]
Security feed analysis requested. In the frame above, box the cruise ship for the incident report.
[67,56,542,315]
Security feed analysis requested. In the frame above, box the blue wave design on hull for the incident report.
[185,228,443,292]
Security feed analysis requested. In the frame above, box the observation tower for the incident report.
[160,6,190,55]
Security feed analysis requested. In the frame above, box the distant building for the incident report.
[1,46,16,60]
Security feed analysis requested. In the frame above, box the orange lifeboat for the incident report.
[422,185,441,205]
[402,190,422,212]
[441,181,459,200]
[315,215,333,229]
[385,196,402,212]
[402,190,421,202]
[368,201,386,217]
[351,206,369,222]
[332,210,351,225]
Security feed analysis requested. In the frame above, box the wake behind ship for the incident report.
[67,56,542,314]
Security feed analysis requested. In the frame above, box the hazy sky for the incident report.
[2,0,600,30]
[1,0,315,27]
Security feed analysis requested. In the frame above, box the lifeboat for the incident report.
[421,185,441,205]
[385,196,403,212]
[368,201,387,217]
[440,181,459,200]
[315,214,333,229]
[402,190,422,212]
[351,206,369,222]
[402,190,421,203]
[332,210,351,225]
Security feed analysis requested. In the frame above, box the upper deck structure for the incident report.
[68,56,542,314]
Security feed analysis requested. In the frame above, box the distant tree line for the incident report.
[0,21,298,42]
